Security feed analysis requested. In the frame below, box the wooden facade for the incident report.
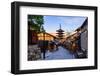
[28,30,38,45]
[28,31,57,45]
[64,18,88,53]
[38,32,56,41]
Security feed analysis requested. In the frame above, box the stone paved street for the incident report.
[41,46,75,60]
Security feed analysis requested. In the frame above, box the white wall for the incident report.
[0,0,99,76]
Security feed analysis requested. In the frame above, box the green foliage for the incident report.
[28,15,44,32]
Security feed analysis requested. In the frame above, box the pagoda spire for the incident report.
[60,24,61,29]
[56,24,64,39]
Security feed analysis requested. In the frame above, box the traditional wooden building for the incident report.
[56,24,64,39]
[75,18,88,50]
[28,30,38,45]
[38,32,57,41]
[64,18,88,54]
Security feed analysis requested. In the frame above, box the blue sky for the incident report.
[43,15,87,33]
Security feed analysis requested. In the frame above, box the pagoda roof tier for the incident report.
[58,38,63,39]
[56,32,64,34]
[58,36,63,38]
[57,35,64,37]
[57,34,64,36]
[56,34,64,36]
[56,29,64,32]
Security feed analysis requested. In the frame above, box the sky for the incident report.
[43,15,87,33]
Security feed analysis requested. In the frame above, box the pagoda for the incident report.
[56,24,64,39]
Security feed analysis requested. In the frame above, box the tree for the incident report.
[28,15,45,44]
[28,15,44,32]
